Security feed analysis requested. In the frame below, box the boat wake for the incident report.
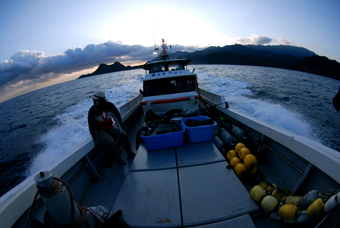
[27,74,144,176]
[196,71,317,141]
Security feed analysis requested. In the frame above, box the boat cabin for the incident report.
[140,40,199,115]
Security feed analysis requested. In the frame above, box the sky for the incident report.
[0,0,339,103]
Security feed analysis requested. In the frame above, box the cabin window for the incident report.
[149,62,184,73]
[150,64,166,73]
[143,76,196,97]
[168,62,183,71]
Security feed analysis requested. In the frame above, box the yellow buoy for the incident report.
[230,157,241,167]
[286,196,302,206]
[243,154,257,169]
[226,150,237,161]
[261,195,279,213]
[239,147,251,160]
[235,143,246,153]
[234,163,247,177]
[278,204,298,220]
[307,198,324,218]
[250,185,266,202]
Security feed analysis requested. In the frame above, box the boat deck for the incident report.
[82,137,259,227]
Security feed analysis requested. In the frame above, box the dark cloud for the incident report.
[0,41,196,94]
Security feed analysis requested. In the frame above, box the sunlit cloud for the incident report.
[233,34,295,46]
[275,38,294,45]
[234,34,272,45]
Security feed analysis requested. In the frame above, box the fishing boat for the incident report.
[1,39,340,228]
[140,39,199,116]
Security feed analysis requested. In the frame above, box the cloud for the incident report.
[234,34,272,45]
[233,34,295,46]
[0,41,196,95]
[275,38,294,45]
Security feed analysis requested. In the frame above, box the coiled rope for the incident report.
[24,176,102,228]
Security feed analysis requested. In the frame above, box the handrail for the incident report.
[119,93,143,122]
[198,88,340,184]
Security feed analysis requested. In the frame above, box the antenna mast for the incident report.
[153,22,158,52]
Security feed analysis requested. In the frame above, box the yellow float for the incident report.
[261,195,279,213]
[285,196,302,206]
[238,147,251,160]
[235,143,246,153]
[243,154,257,169]
[226,150,237,161]
[230,157,241,167]
[250,185,266,202]
[234,163,247,177]
[278,204,298,221]
[307,198,324,218]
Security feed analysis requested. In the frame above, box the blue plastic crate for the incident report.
[141,124,185,151]
[181,116,217,143]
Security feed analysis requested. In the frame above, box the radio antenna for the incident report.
[153,22,158,52]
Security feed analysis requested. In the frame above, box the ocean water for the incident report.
[0,65,339,197]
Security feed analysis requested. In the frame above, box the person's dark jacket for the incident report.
[88,101,126,142]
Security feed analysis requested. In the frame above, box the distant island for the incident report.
[78,44,340,81]
[78,62,139,79]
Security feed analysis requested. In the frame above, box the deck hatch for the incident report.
[176,141,225,167]
[178,162,259,226]
[113,169,182,227]
[129,144,177,171]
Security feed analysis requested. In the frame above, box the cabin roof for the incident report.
[140,59,192,70]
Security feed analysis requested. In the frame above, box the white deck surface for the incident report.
[112,169,181,227]
[176,141,225,167]
[129,143,177,171]
[113,141,259,227]
[179,162,258,226]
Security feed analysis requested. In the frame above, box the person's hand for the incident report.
[122,132,128,138]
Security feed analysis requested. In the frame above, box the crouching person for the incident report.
[88,91,135,166]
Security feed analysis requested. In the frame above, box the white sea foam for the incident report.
[197,71,314,139]
[28,73,144,175]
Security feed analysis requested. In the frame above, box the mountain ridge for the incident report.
[78,44,340,80]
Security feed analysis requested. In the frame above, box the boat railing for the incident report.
[0,93,144,227]
[0,137,94,228]
[119,93,143,122]
[198,88,340,185]
[198,87,226,105]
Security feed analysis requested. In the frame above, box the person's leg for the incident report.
[106,128,134,156]
[98,130,124,163]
